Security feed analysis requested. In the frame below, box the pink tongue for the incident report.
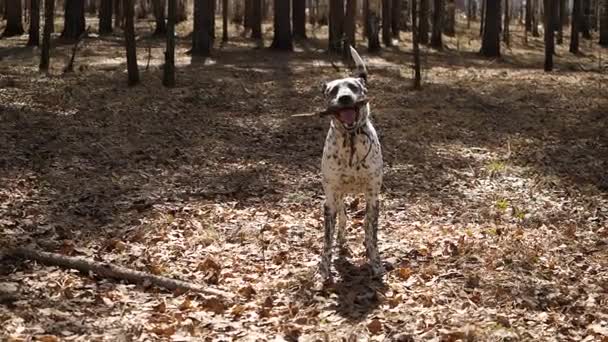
[339,109,356,125]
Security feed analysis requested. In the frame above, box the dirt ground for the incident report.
[1,17,607,341]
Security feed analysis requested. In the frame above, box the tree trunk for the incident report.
[391,0,401,38]
[444,0,454,36]
[343,0,356,58]
[39,0,54,71]
[62,0,86,40]
[571,0,581,52]
[251,0,262,39]
[532,0,540,36]
[163,0,175,87]
[176,0,187,22]
[503,0,509,45]
[480,0,500,57]
[480,0,485,36]
[244,0,252,31]
[222,0,228,42]
[271,0,293,50]
[192,0,213,56]
[525,0,532,31]
[582,0,591,38]
[368,10,381,51]
[124,0,139,85]
[114,0,124,28]
[363,0,369,37]
[418,0,429,43]
[329,0,344,53]
[600,0,608,45]
[544,0,554,71]
[27,0,40,45]
[430,0,442,48]
[557,0,565,44]
[293,0,307,39]
[412,0,421,89]
[152,0,166,35]
[382,0,392,46]
[88,0,97,14]
[3,0,25,36]
[99,0,113,34]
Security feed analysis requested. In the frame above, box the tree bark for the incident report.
[444,0,455,36]
[363,0,369,37]
[418,0,429,43]
[556,0,565,44]
[525,0,532,31]
[480,0,500,57]
[430,0,443,48]
[152,0,167,35]
[124,0,140,85]
[480,0,485,36]
[6,247,234,298]
[368,10,381,51]
[582,0,591,38]
[343,0,356,58]
[62,0,85,40]
[251,0,262,39]
[176,0,187,22]
[382,0,392,46]
[270,0,293,50]
[222,0,228,42]
[412,0,421,89]
[27,0,40,46]
[39,0,54,71]
[391,0,401,38]
[600,0,608,45]
[163,0,176,87]
[293,0,307,39]
[3,0,25,37]
[99,0,113,34]
[192,0,213,56]
[570,0,581,52]
[544,0,554,71]
[114,0,124,28]
[503,0,510,45]
[329,0,344,53]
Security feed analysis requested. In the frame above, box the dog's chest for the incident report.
[321,123,382,191]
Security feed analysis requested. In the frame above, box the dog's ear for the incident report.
[321,82,328,95]
[349,46,368,84]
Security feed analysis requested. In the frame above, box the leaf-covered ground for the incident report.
[1,19,607,341]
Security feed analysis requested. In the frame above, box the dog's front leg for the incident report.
[320,194,339,280]
[364,192,382,276]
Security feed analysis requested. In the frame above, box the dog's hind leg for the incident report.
[336,198,348,254]
[364,191,383,276]
[320,193,339,280]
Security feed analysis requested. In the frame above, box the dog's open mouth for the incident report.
[336,107,359,128]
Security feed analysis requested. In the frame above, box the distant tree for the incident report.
[600,0,608,45]
[293,0,307,39]
[363,0,369,37]
[192,0,213,56]
[3,0,25,37]
[480,0,500,57]
[582,0,592,38]
[382,0,393,46]
[418,0,429,43]
[391,0,401,38]
[222,0,228,43]
[99,0,113,34]
[480,0,485,36]
[367,9,381,51]
[62,0,85,40]
[27,0,40,46]
[412,0,421,89]
[430,0,443,49]
[176,0,187,22]
[270,0,292,50]
[503,0,510,45]
[163,0,176,87]
[343,0,356,58]
[329,0,344,53]
[124,0,139,85]
[251,0,262,40]
[87,0,97,15]
[445,0,455,36]
[556,0,566,44]
[571,0,582,52]
[544,0,554,71]
[114,0,124,28]
[525,0,532,31]
[39,0,54,71]
[152,0,167,35]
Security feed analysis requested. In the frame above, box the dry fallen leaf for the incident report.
[367,319,383,335]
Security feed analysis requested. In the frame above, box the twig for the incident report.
[5,247,234,299]
[64,26,91,74]
[290,98,369,118]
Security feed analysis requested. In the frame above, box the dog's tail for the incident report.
[349,46,368,82]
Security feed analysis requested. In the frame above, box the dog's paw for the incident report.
[369,261,385,279]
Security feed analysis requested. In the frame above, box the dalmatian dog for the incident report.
[319,46,383,280]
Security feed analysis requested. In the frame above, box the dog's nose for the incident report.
[338,95,353,106]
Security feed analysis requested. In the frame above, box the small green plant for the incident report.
[487,160,507,176]
[495,198,509,212]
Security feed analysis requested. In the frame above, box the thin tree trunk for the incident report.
[343,0,356,58]
[382,0,392,45]
[244,0,252,31]
[176,0,187,22]
[525,0,532,30]
[192,0,213,56]
[88,0,97,14]
[251,0,262,39]
[222,0,228,42]
[480,0,500,57]
[480,0,485,36]
[163,0,175,87]
[363,0,369,37]
[99,0,113,34]
[556,0,565,44]
[418,0,429,43]
[532,0,540,36]
[329,0,344,53]
[270,0,293,50]
[27,0,40,46]
[124,0,139,85]
[571,0,581,52]
[430,0,442,48]
[544,0,554,71]
[115,0,124,28]
[152,0,167,35]
[503,0,510,45]
[368,7,381,51]
[600,0,608,45]
[3,0,25,36]
[62,0,86,40]
[445,0,455,36]
[293,0,307,39]
[39,0,54,71]
[412,0,421,89]
[391,0,401,39]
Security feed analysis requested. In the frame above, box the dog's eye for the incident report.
[329,87,339,97]
[347,83,359,93]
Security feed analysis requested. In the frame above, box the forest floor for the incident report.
[1,17,607,342]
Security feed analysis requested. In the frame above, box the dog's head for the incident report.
[322,46,369,131]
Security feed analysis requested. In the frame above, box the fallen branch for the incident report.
[6,247,234,299]
[291,98,369,118]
